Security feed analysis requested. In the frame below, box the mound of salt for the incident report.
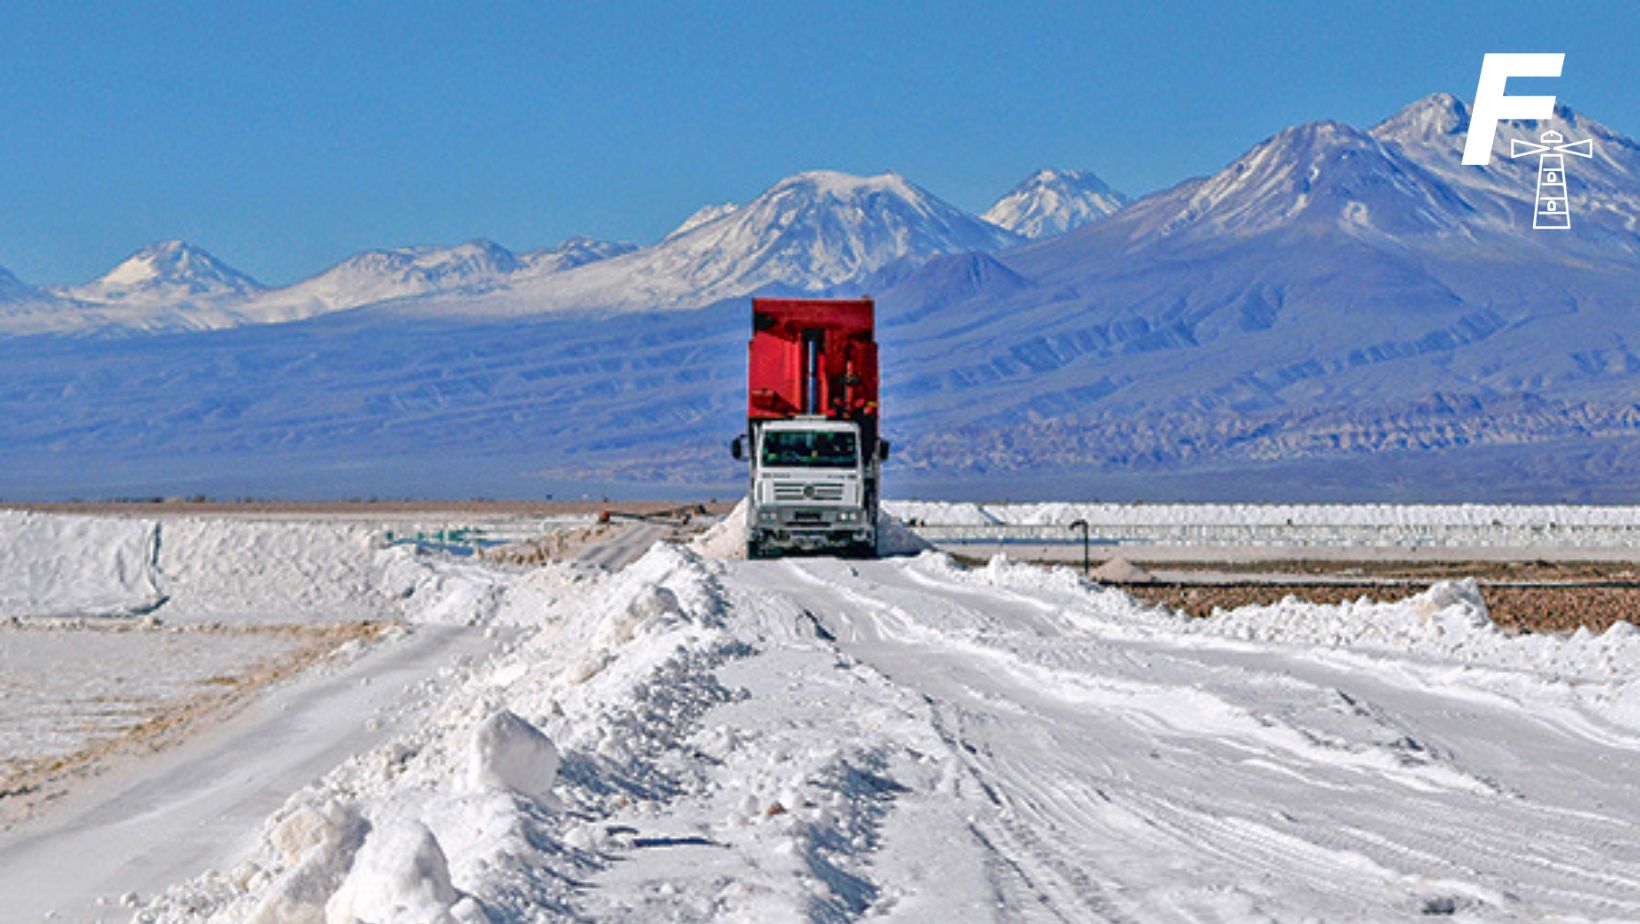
[690,497,933,559]
[467,709,560,801]
[876,510,934,557]
[690,499,749,560]
[325,819,459,924]
[1091,557,1154,584]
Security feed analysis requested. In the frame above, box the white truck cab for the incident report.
[738,417,878,558]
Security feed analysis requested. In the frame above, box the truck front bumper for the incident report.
[749,507,875,553]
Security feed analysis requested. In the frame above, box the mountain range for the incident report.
[2,93,1637,501]
[0,167,1115,333]
[880,94,1640,497]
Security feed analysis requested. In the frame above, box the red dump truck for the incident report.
[730,297,888,558]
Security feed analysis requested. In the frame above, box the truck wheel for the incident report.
[747,540,770,560]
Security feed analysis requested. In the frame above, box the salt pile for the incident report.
[326,818,473,924]
[877,509,934,556]
[466,709,559,801]
[689,499,750,559]
[885,500,1640,528]
[690,497,932,559]
[0,510,163,617]
[0,509,593,626]
[1091,557,1154,584]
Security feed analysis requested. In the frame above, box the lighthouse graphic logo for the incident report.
[1462,54,1599,231]
[1508,129,1594,230]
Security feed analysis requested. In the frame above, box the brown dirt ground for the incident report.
[1161,559,1640,584]
[955,555,1640,633]
[1125,583,1640,634]
[1113,559,1638,633]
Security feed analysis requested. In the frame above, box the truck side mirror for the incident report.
[876,439,891,461]
[730,436,744,460]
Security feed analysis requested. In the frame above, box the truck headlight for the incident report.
[758,510,778,523]
[837,510,858,522]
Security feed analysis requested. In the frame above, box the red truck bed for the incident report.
[747,298,879,432]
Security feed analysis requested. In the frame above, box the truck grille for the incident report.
[772,481,845,502]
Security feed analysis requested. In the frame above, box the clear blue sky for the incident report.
[2,1,1635,286]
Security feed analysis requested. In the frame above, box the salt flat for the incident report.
[1,507,1635,921]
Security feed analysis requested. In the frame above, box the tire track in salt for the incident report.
[745,556,1640,921]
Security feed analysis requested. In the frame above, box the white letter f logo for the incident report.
[1463,53,1564,166]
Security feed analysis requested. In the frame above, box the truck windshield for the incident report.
[761,430,858,468]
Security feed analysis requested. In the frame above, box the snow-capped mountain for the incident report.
[241,236,642,324]
[0,235,647,335]
[519,237,636,275]
[1370,93,1640,252]
[662,203,740,241]
[56,240,265,306]
[6,241,270,334]
[426,170,1024,316]
[642,168,1016,291]
[998,94,1640,333]
[1118,119,1480,244]
[240,239,523,322]
[233,233,653,324]
[0,170,1022,333]
[1096,93,1640,255]
[982,168,1128,239]
[873,93,1640,490]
